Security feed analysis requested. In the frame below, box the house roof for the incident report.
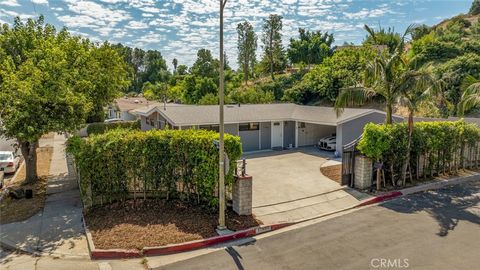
[114,97,161,112]
[139,103,394,126]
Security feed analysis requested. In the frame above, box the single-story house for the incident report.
[107,97,160,121]
[135,103,403,154]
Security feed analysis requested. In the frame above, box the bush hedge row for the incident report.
[358,120,480,183]
[86,120,140,136]
[67,129,242,208]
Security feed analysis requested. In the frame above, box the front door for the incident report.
[271,121,283,148]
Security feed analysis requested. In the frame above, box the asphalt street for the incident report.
[161,180,480,270]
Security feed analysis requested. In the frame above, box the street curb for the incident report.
[356,191,403,207]
[356,171,480,207]
[142,223,293,256]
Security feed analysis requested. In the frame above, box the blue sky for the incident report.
[0,0,472,69]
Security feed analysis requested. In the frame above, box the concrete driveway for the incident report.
[244,147,365,224]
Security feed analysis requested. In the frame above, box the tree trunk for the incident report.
[20,140,38,184]
[385,104,393,124]
[402,111,414,186]
[270,28,274,81]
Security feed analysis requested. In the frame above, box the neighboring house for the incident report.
[135,103,403,154]
[108,97,160,121]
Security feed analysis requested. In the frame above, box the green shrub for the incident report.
[67,129,242,208]
[358,120,480,181]
[86,120,140,136]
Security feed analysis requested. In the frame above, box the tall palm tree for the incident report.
[335,24,415,124]
[396,66,442,184]
[457,75,480,116]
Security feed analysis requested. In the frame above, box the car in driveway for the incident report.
[317,135,336,151]
[0,151,21,174]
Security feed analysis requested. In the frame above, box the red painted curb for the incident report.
[91,249,142,260]
[143,223,294,256]
[357,191,403,207]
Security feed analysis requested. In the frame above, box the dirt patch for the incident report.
[320,165,342,184]
[85,200,262,250]
[0,146,53,224]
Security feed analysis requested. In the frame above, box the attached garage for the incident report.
[239,122,260,152]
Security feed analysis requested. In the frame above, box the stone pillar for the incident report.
[233,175,252,215]
[354,155,373,190]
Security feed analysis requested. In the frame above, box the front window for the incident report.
[239,122,259,131]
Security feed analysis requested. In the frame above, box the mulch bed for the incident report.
[0,146,53,224]
[320,165,342,184]
[84,199,262,250]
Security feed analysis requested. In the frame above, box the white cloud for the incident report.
[142,13,154,17]
[344,7,390,20]
[125,20,148,29]
[31,0,49,5]
[63,0,131,26]
[0,0,19,7]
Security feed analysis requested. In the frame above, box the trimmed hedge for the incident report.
[67,129,242,208]
[358,120,480,183]
[86,120,140,136]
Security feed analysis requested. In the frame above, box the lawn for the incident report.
[85,199,262,250]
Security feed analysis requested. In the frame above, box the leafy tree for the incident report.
[436,53,480,112]
[190,49,219,78]
[470,0,480,15]
[228,87,274,104]
[84,42,130,122]
[183,75,217,104]
[335,25,415,124]
[411,24,431,40]
[237,21,257,84]
[198,93,220,105]
[0,17,95,183]
[142,50,169,83]
[363,25,402,54]
[283,47,373,104]
[176,64,188,75]
[261,14,286,80]
[458,75,480,116]
[172,58,178,73]
[287,28,334,67]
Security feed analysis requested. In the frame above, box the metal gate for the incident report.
[341,137,361,187]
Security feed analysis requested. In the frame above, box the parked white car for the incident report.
[317,135,336,151]
[104,118,123,123]
[0,151,21,174]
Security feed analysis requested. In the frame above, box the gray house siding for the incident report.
[283,121,296,148]
[260,122,271,149]
[239,130,260,152]
[337,112,387,151]
[225,123,239,135]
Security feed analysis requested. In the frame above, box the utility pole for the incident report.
[218,0,228,230]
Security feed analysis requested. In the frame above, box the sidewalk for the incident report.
[0,134,88,257]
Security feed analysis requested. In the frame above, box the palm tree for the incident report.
[396,66,441,184]
[335,24,415,124]
[457,75,480,116]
